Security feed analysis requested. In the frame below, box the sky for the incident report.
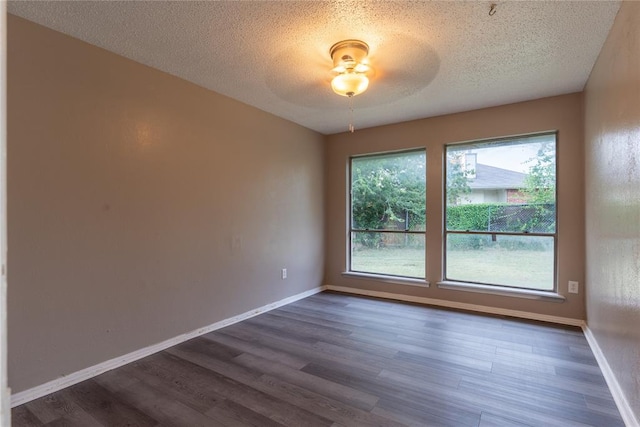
[473,144,541,173]
[450,134,555,173]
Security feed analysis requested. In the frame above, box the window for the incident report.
[444,133,557,291]
[350,150,426,279]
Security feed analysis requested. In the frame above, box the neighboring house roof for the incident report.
[469,164,526,190]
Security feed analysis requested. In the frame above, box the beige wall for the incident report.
[326,93,585,320]
[584,1,640,423]
[8,15,324,393]
[0,4,8,423]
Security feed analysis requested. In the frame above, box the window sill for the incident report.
[342,271,430,288]
[437,281,565,302]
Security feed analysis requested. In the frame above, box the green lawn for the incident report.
[447,248,553,289]
[351,247,554,289]
[351,247,425,278]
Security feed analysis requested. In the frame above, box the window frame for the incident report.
[348,149,427,280]
[443,131,559,292]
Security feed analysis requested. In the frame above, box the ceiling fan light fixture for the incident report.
[330,39,371,97]
[331,72,369,97]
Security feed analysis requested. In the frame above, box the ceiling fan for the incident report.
[265,34,440,115]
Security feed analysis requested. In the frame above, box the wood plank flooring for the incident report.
[12,291,625,426]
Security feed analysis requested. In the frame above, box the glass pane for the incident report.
[351,232,425,279]
[446,203,556,233]
[446,134,556,233]
[351,151,426,231]
[446,233,554,290]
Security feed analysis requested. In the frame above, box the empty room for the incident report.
[4,1,639,426]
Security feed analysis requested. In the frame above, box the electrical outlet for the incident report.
[281,268,287,280]
[568,281,579,294]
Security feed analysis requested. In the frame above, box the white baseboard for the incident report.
[583,326,639,427]
[325,285,585,327]
[11,286,326,408]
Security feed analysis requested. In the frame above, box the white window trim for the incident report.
[437,280,565,302]
[342,271,430,287]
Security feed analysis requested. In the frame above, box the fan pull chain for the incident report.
[348,95,355,133]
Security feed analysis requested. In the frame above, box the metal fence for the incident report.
[488,203,555,233]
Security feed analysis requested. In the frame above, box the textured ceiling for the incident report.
[8,1,621,135]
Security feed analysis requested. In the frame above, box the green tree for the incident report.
[520,142,556,232]
[351,153,425,247]
[522,142,555,204]
[446,152,472,205]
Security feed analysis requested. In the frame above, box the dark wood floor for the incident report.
[13,291,624,427]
